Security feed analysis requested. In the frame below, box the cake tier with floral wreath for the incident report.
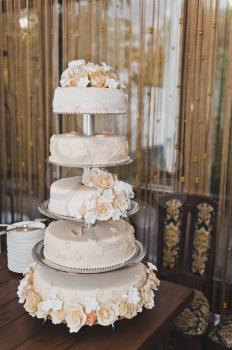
[48,168,134,224]
[53,60,128,114]
[18,262,160,333]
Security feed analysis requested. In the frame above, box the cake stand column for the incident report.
[83,114,94,136]
[82,114,95,229]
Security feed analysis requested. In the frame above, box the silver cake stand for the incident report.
[32,240,146,275]
[38,199,139,223]
[48,157,133,168]
[35,113,145,275]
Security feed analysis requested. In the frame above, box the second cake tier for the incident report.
[44,219,136,269]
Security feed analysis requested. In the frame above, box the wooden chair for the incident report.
[157,193,218,350]
[207,313,232,349]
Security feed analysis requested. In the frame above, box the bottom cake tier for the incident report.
[18,262,160,333]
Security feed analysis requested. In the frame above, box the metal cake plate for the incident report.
[48,157,133,168]
[38,199,139,222]
[32,240,146,275]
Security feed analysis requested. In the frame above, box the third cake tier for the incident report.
[44,219,136,269]
[48,170,134,224]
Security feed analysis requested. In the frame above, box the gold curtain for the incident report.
[0,0,232,312]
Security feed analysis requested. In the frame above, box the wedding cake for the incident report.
[18,59,160,333]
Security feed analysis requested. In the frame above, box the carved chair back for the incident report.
[157,193,218,304]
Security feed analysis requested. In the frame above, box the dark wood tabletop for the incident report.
[0,253,194,350]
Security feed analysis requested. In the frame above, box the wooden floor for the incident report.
[0,253,194,350]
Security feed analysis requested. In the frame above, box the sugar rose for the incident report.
[65,304,87,333]
[89,71,107,88]
[97,303,119,326]
[141,286,155,309]
[24,290,42,316]
[36,303,48,319]
[146,271,160,290]
[69,71,89,87]
[119,300,137,319]
[51,309,66,324]
[17,278,29,304]
[95,172,115,189]
[96,199,113,221]
[113,195,128,212]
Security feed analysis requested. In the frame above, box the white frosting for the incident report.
[49,133,129,166]
[53,87,127,114]
[48,176,98,219]
[33,263,147,303]
[44,219,136,269]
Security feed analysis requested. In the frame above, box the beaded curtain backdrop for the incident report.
[0,0,231,314]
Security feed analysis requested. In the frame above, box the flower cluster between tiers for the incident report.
[60,59,124,89]
[17,262,160,333]
[72,168,134,224]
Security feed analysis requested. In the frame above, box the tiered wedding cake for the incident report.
[18,60,159,333]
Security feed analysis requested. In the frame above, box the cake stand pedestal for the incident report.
[83,113,94,136]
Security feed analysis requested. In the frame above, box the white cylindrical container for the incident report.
[6,221,45,273]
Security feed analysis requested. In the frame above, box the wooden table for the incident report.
[0,253,194,350]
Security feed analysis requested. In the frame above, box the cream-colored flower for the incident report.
[146,271,160,290]
[69,71,89,87]
[95,171,115,190]
[140,286,155,309]
[36,302,49,319]
[97,303,119,326]
[113,194,129,212]
[17,277,29,303]
[119,300,137,319]
[96,198,114,221]
[51,309,66,324]
[24,290,42,316]
[65,304,87,333]
[89,71,107,88]
[24,263,37,275]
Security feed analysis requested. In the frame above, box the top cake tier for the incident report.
[53,59,128,114]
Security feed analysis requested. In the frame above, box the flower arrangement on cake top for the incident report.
[80,168,134,224]
[60,59,124,89]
